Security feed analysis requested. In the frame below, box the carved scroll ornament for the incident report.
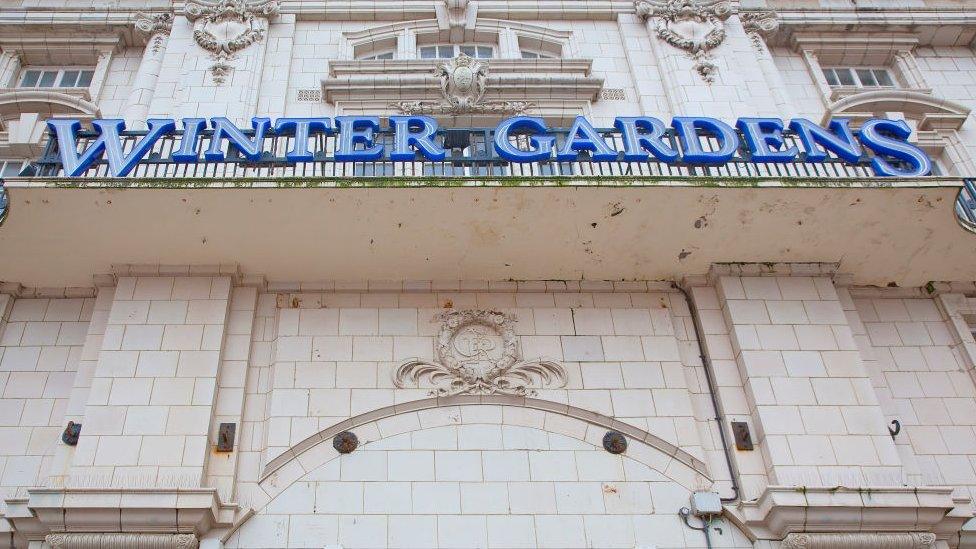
[394,310,566,396]
[185,0,279,84]
[393,54,531,115]
[635,0,733,83]
[740,10,780,51]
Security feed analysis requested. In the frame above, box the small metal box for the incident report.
[690,491,723,517]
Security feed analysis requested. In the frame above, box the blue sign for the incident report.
[45,115,932,178]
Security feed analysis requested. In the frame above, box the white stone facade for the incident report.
[1,1,976,548]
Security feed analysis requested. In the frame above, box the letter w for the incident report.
[47,119,175,177]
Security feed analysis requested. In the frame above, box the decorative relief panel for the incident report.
[393,54,531,115]
[185,0,279,84]
[635,0,733,82]
[394,310,566,396]
[45,533,198,549]
[781,532,936,549]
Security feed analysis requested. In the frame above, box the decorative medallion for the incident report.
[635,0,733,83]
[393,54,532,115]
[394,310,566,396]
[185,0,279,85]
[333,431,359,454]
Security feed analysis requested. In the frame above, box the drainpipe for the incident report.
[673,282,742,504]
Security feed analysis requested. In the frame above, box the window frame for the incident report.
[821,66,897,90]
[0,160,28,177]
[17,66,96,89]
[418,44,495,60]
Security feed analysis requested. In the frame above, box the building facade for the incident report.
[1,0,976,547]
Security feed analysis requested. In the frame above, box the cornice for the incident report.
[732,485,972,542]
[2,487,241,544]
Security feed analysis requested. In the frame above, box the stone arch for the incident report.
[824,90,971,131]
[228,401,751,549]
[258,395,711,501]
[0,89,100,120]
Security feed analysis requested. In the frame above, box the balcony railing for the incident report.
[30,125,889,180]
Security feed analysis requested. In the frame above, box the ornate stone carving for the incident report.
[740,10,779,51]
[45,533,199,549]
[635,0,733,83]
[185,0,279,85]
[135,12,174,37]
[781,532,937,549]
[394,310,566,396]
[393,54,531,115]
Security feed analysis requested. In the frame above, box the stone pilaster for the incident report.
[122,13,174,127]
[68,276,232,488]
[712,273,903,487]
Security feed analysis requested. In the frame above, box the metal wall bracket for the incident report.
[731,421,754,451]
[216,423,236,452]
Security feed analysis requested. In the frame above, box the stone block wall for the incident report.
[0,297,90,513]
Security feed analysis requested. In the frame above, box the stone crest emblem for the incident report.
[185,0,279,84]
[635,0,733,82]
[393,54,531,116]
[394,310,566,396]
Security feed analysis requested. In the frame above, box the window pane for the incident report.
[1,162,22,177]
[874,69,894,86]
[38,71,57,87]
[836,68,856,86]
[856,69,877,87]
[439,45,454,58]
[20,70,41,87]
[521,51,538,59]
[822,69,839,86]
[59,70,80,87]
[420,46,436,59]
[377,52,393,60]
[76,70,94,87]
[477,46,492,58]
[459,45,476,57]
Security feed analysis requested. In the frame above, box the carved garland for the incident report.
[394,310,566,396]
[185,0,280,85]
[635,0,733,83]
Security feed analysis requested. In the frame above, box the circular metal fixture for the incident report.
[602,430,627,454]
[333,431,359,454]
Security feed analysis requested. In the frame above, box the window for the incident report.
[360,51,394,60]
[18,67,94,89]
[822,67,895,89]
[0,160,27,177]
[419,44,493,59]
[520,49,556,59]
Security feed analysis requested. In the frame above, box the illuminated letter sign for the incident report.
[45,116,932,177]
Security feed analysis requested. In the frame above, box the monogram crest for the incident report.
[393,54,531,116]
[185,0,279,84]
[394,310,566,396]
[635,0,733,82]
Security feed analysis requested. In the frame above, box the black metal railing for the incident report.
[31,125,887,180]
[956,179,976,232]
